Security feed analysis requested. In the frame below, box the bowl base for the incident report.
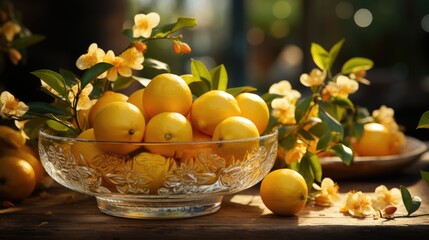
[96,195,223,219]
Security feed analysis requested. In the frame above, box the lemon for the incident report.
[93,101,146,155]
[0,156,36,202]
[212,116,260,165]
[190,90,241,136]
[260,168,308,216]
[143,73,193,119]
[353,122,392,156]
[131,152,176,194]
[235,92,270,134]
[88,91,128,127]
[144,112,193,157]
[127,88,148,121]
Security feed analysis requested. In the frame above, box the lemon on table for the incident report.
[93,101,146,155]
[88,91,128,127]
[143,73,193,119]
[0,156,36,202]
[144,112,193,157]
[260,168,308,216]
[212,116,260,165]
[235,92,270,134]
[190,90,241,136]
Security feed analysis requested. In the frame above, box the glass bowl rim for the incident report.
[38,127,278,146]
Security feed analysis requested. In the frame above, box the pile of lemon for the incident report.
[0,125,45,202]
[74,73,270,165]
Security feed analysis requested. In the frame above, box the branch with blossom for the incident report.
[262,39,407,188]
[0,0,44,68]
[0,12,196,141]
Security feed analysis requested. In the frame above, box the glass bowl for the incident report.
[38,128,278,219]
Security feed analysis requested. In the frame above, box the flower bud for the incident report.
[172,41,181,54]
[134,41,147,52]
[9,48,22,65]
[180,42,192,54]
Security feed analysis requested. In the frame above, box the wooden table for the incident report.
[2,153,429,240]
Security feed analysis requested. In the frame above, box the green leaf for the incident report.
[311,42,329,70]
[400,186,421,216]
[144,58,170,72]
[330,96,355,111]
[191,59,211,89]
[316,132,335,150]
[308,121,327,138]
[341,57,374,74]
[111,76,135,91]
[121,29,134,41]
[26,102,68,116]
[23,118,47,140]
[209,64,228,90]
[326,39,345,71]
[59,68,79,86]
[46,119,70,132]
[188,81,210,97]
[417,111,429,129]
[295,96,312,123]
[11,34,45,49]
[297,128,315,141]
[329,143,353,165]
[80,62,113,88]
[261,92,282,104]
[421,170,429,187]
[308,152,322,182]
[226,86,257,96]
[318,107,343,136]
[31,69,67,98]
[153,17,197,37]
[298,153,316,190]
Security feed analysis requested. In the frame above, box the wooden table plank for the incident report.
[2,154,429,239]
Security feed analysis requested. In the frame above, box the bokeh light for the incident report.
[354,8,373,27]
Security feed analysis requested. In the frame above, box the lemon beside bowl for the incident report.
[38,127,278,219]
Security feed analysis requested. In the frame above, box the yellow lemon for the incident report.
[143,73,193,119]
[0,156,36,202]
[72,128,105,165]
[131,152,176,194]
[190,90,241,136]
[88,91,128,127]
[144,112,193,157]
[0,148,45,188]
[93,101,145,155]
[212,116,260,165]
[127,88,148,121]
[353,122,392,156]
[235,92,270,134]
[260,168,308,216]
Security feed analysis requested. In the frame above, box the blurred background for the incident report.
[2,0,429,140]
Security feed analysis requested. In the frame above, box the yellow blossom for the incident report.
[349,69,370,85]
[269,80,301,103]
[132,12,160,38]
[14,120,30,140]
[0,21,21,41]
[76,43,106,77]
[102,50,126,81]
[119,47,144,71]
[271,97,296,124]
[283,139,307,164]
[0,91,29,118]
[340,190,374,217]
[312,177,340,207]
[371,185,402,210]
[68,82,95,111]
[300,69,326,87]
[323,75,358,99]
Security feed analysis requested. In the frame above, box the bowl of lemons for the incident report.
[37,73,278,219]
